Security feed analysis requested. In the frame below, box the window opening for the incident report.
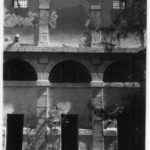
[14,0,28,8]
[113,0,125,9]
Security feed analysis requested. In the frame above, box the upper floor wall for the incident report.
[4,0,39,44]
[4,0,144,51]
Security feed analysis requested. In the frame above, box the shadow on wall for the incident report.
[50,88,92,129]
[49,0,89,46]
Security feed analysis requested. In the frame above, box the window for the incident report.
[14,0,28,8]
[113,0,125,9]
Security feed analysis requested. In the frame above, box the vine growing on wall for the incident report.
[49,10,58,29]
[88,94,137,128]
[4,8,58,29]
[111,0,146,47]
[4,8,38,27]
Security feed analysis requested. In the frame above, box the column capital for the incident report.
[37,72,49,81]
[91,72,103,82]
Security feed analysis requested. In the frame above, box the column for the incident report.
[37,56,49,83]
[35,55,51,150]
[35,88,48,147]
[92,88,104,150]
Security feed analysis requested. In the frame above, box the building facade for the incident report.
[3,0,145,150]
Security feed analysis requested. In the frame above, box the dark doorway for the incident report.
[49,60,91,83]
[4,59,37,81]
[61,114,78,150]
[117,94,145,150]
[6,114,24,150]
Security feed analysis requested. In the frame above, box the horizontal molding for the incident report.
[4,81,141,88]
[91,81,141,88]
[5,45,144,53]
[22,128,116,136]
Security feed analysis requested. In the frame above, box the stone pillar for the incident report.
[38,0,50,46]
[92,88,104,150]
[35,87,51,150]
[36,87,50,126]
[35,54,51,150]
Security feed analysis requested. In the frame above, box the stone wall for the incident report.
[3,86,92,128]
[4,0,142,48]
[3,85,140,126]
[3,51,143,150]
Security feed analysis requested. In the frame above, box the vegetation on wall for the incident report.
[4,8,38,27]
[88,94,135,126]
[112,0,146,46]
[85,0,146,47]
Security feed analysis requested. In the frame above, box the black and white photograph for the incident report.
[2,0,146,150]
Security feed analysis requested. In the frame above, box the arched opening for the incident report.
[49,60,91,83]
[103,61,138,82]
[103,60,145,150]
[4,59,37,81]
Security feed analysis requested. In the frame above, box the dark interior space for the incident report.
[6,114,24,150]
[103,61,139,82]
[117,92,145,150]
[4,59,37,81]
[49,60,91,83]
[61,114,78,150]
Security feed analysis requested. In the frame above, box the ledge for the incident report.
[91,81,141,88]
[4,44,145,54]
[4,81,141,88]
[22,127,115,136]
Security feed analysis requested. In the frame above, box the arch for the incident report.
[103,61,138,82]
[45,57,93,76]
[4,58,37,81]
[49,60,91,83]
